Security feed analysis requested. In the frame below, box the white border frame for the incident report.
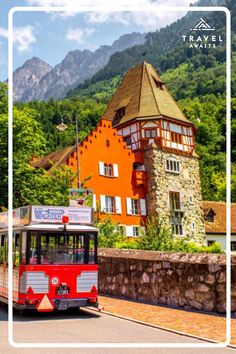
[8,6,231,349]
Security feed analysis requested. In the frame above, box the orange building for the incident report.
[33,62,206,242]
[33,119,147,237]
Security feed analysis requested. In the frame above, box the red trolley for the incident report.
[0,205,98,312]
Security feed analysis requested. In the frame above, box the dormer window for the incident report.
[114,107,125,121]
[205,213,215,222]
[152,76,164,90]
[204,208,216,223]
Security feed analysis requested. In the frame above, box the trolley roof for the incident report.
[0,205,94,229]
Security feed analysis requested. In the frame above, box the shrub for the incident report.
[96,216,222,254]
[96,216,125,248]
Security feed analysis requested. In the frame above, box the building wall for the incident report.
[143,145,206,245]
[206,234,236,251]
[66,119,146,231]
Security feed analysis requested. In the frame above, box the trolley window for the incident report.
[26,231,97,265]
[13,233,20,266]
[0,234,6,263]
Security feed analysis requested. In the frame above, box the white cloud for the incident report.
[25,0,198,31]
[66,27,95,44]
[0,25,36,52]
[0,27,8,39]
[14,26,36,53]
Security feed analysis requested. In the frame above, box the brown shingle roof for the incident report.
[102,62,192,127]
[31,146,75,170]
[202,201,236,234]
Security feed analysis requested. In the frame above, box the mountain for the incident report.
[69,0,230,95]
[11,57,52,102]
[16,32,145,102]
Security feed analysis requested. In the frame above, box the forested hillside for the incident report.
[0,0,235,210]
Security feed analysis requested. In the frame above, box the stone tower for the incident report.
[102,61,206,244]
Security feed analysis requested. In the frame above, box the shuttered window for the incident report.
[98,162,119,177]
[126,198,146,216]
[100,195,121,214]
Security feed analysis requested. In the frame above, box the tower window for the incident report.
[172,224,183,236]
[169,191,181,210]
[166,159,180,173]
[106,139,110,147]
[170,210,183,236]
[171,132,182,144]
[144,128,156,139]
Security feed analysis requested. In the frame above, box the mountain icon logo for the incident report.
[190,18,215,31]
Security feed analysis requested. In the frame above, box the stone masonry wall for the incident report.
[98,249,236,313]
[143,145,206,245]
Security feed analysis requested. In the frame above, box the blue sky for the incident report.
[0,0,198,81]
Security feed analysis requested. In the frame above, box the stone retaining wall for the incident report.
[98,249,236,313]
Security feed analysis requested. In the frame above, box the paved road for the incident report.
[0,304,234,354]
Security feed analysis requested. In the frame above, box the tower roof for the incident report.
[101,62,192,127]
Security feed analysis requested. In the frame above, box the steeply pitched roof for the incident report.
[102,61,191,127]
[31,146,75,170]
[202,201,236,234]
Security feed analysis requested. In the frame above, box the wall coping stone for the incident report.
[98,248,232,265]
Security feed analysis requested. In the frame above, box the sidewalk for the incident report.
[97,295,236,345]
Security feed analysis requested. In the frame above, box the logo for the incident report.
[51,276,59,286]
[190,18,215,31]
[182,18,223,49]
[34,207,64,220]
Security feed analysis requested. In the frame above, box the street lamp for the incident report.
[56,115,81,189]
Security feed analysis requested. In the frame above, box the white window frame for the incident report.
[132,226,140,237]
[165,159,181,174]
[125,225,141,237]
[126,198,146,216]
[93,193,96,210]
[131,199,140,215]
[99,162,119,178]
[113,164,119,177]
[105,196,115,213]
[115,196,122,214]
[117,225,126,236]
[104,163,113,177]
[99,161,104,176]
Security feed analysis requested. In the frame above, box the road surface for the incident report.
[0,303,234,354]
